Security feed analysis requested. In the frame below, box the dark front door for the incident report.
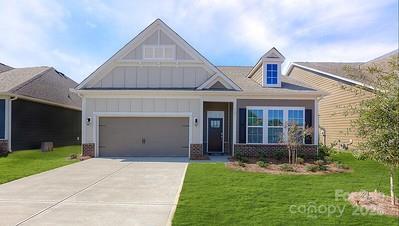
[208,118,223,153]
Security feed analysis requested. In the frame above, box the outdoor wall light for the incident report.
[194,117,199,127]
[86,117,92,126]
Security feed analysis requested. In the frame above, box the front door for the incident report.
[208,118,223,153]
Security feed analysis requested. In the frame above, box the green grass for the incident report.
[0,145,81,184]
[173,153,399,225]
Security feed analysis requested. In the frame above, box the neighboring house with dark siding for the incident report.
[0,63,81,152]
[286,49,398,149]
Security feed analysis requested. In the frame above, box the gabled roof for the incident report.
[247,47,285,78]
[0,66,81,110]
[0,63,13,73]
[76,19,240,91]
[287,49,398,88]
[218,66,326,96]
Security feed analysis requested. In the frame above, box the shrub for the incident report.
[69,154,77,160]
[305,165,319,172]
[318,165,328,171]
[257,161,269,168]
[318,144,335,159]
[279,164,295,172]
[336,163,350,170]
[314,160,325,166]
[296,157,305,165]
[235,150,249,163]
[258,151,268,162]
[238,160,246,167]
[273,151,285,160]
[324,156,333,164]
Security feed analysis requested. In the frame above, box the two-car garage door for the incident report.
[99,117,189,157]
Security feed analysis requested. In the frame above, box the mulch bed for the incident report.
[226,161,351,175]
[348,191,399,217]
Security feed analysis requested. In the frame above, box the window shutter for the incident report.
[305,109,313,144]
[239,108,246,143]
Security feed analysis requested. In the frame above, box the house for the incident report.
[286,49,398,149]
[74,19,325,159]
[0,64,81,153]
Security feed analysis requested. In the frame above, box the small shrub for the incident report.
[235,150,249,163]
[258,151,268,161]
[296,157,305,164]
[279,163,295,172]
[314,160,325,166]
[305,165,319,172]
[336,163,350,169]
[257,161,269,168]
[318,144,336,159]
[69,153,78,160]
[324,156,333,164]
[238,160,246,167]
[273,151,285,160]
[318,165,328,171]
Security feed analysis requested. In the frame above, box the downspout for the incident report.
[8,96,18,152]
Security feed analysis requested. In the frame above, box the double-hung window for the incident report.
[266,64,278,85]
[247,109,263,143]
[267,109,284,143]
[246,107,305,144]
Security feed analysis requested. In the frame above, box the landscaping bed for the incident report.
[348,191,399,217]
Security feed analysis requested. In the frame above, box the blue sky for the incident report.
[0,0,397,82]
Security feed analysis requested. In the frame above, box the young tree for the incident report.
[284,122,313,164]
[345,55,399,205]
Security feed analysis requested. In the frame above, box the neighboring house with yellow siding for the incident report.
[286,49,398,149]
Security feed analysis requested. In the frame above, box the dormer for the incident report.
[248,47,285,88]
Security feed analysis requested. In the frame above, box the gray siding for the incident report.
[11,99,81,150]
[0,100,4,139]
[92,66,211,89]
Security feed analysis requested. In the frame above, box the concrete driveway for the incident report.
[0,158,188,226]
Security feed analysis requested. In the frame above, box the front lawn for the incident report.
[173,153,399,225]
[0,145,81,184]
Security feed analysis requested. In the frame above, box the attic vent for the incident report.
[143,45,176,60]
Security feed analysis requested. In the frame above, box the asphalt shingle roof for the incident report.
[0,65,81,109]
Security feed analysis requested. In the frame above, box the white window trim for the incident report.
[262,63,282,87]
[142,45,176,61]
[246,106,305,144]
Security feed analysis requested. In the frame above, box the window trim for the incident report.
[142,45,176,61]
[266,64,278,85]
[246,106,305,144]
[246,107,264,144]
[262,63,281,87]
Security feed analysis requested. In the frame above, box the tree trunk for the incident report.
[390,169,395,205]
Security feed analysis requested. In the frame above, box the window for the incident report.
[210,120,221,128]
[288,110,305,143]
[247,109,263,143]
[268,110,284,143]
[246,107,305,144]
[142,45,176,60]
[266,64,278,85]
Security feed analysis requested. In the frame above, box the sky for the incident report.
[0,0,398,82]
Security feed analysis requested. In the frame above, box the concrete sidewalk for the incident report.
[0,158,187,226]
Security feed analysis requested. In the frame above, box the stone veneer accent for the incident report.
[0,140,8,157]
[234,144,318,160]
[190,144,203,159]
[82,143,95,157]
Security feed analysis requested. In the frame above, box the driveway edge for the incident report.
[166,163,188,226]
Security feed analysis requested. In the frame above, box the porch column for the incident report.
[232,98,237,155]
[314,98,319,145]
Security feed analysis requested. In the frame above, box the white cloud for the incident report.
[0,0,396,82]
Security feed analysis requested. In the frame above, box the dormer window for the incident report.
[266,64,278,85]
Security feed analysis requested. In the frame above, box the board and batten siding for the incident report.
[84,98,202,144]
[92,66,211,89]
[289,67,373,147]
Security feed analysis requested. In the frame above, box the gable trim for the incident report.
[77,19,237,90]
[197,73,241,91]
[286,63,375,90]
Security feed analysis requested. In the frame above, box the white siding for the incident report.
[92,66,211,89]
[84,98,202,144]
[123,30,194,61]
